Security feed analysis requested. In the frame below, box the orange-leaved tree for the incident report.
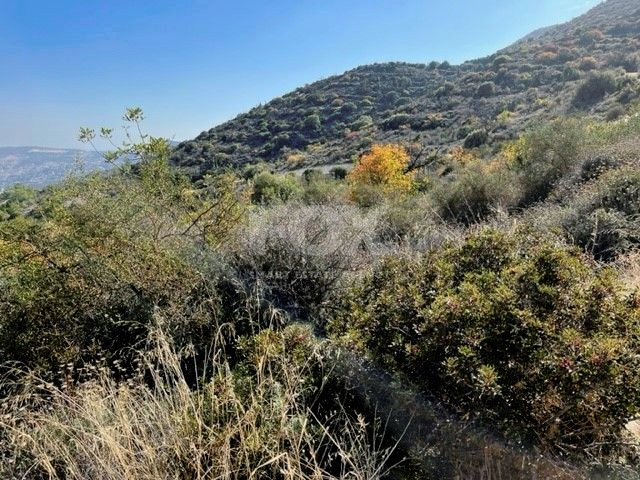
[348,144,415,195]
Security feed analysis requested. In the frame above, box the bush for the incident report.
[475,82,496,98]
[513,118,584,205]
[462,129,488,149]
[561,168,640,260]
[251,172,302,205]
[330,166,348,180]
[0,160,243,373]
[573,72,619,108]
[229,205,374,321]
[330,229,640,458]
[432,163,519,225]
[381,114,411,131]
[0,326,394,479]
[348,144,415,199]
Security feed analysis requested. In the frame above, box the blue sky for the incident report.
[1,0,601,148]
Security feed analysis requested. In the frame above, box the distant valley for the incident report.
[0,147,109,190]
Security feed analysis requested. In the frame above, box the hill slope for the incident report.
[172,0,640,176]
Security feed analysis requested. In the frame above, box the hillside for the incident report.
[0,147,108,190]
[172,0,640,176]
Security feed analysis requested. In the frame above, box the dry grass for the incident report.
[0,323,398,480]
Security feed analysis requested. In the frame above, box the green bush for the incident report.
[381,114,411,131]
[573,72,619,108]
[561,168,640,260]
[514,118,584,205]
[251,172,302,205]
[330,166,348,180]
[463,129,488,149]
[349,182,386,208]
[330,229,640,458]
[0,167,242,373]
[475,82,496,98]
[432,164,519,225]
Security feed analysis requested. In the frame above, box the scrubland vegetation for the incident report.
[3,2,640,478]
[2,100,640,479]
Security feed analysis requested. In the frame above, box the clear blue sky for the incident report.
[1,0,601,148]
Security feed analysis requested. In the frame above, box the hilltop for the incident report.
[172,0,640,176]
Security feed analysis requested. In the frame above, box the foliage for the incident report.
[0,326,398,480]
[432,162,520,225]
[251,171,302,205]
[0,110,244,373]
[463,129,489,149]
[347,144,415,199]
[573,72,619,108]
[170,2,640,175]
[330,229,640,458]
[559,167,640,260]
[511,118,585,205]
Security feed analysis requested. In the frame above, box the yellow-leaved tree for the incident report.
[347,144,414,205]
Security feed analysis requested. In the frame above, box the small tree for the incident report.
[347,144,415,197]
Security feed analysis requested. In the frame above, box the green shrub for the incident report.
[330,166,348,180]
[573,72,619,108]
[349,182,386,208]
[302,178,345,205]
[330,229,640,458]
[560,168,640,260]
[514,118,584,205]
[251,172,302,205]
[0,184,36,220]
[462,129,488,149]
[381,114,411,131]
[475,82,496,98]
[0,167,242,373]
[432,165,519,225]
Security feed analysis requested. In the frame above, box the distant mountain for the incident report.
[0,147,109,190]
[172,0,640,176]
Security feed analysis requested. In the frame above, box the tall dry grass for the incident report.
[0,323,399,480]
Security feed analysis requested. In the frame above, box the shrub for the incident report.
[605,104,625,122]
[513,118,584,205]
[0,162,243,373]
[0,326,395,479]
[229,205,374,321]
[251,171,302,205]
[348,144,415,199]
[475,82,496,98]
[432,163,519,225]
[576,56,598,71]
[330,229,640,458]
[536,51,559,65]
[330,166,348,180]
[462,129,488,149]
[381,114,411,131]
[573,72,619,108]
[302,168,325,184]
[302,113,322,132]
[301,177,346,205]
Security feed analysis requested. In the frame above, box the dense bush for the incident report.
[462,129,489,149]
[0,164,243,373]
[432,164,519,225]
[228,205,374,322]
[512,118,584,205]
[560,167,640,260]
[475,82,496,98]
[573,72,619,108]
[330,229,640,457]
[251,171,302,205]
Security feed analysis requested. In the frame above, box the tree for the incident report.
[347,144,415,195]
